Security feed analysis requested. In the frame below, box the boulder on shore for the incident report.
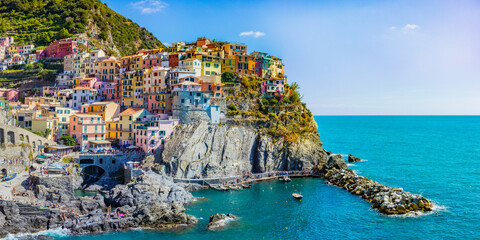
[321,154,347,172]
[348,154,361,163]
[206,213,237,230]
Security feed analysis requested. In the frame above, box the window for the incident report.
[214,64,219,68]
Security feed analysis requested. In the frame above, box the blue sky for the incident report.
[102,0,480,115]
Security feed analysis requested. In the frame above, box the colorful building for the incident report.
[37,38,88,60]
[69,114,106,150]
[222,43,247,58]
[54,106,75,138]
[261,79,285,98]
[0,88,19,102]
[71,87,99,110]
[134,115,178,153]
[80,101,120,122]
[118,107,151,146]
[182,58,202,76]
[93,56,120,82]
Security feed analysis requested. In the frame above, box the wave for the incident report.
[2,228,70,240]
[347,163,356,167]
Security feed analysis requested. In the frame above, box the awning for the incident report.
[89,140,111,145]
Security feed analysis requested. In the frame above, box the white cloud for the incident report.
[390,23,420,34]
[403,24,420,31]
[239,31,266,38]
[131,0,167,14]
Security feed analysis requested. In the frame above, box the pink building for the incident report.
[261,79,285,98]
[92,81,110,101]
[77,77,97,88]
[37,38,88,60]
[0,88,19,102]
[143,53,169,69]
[69,114,107,150]
[0,36,13,47]
[134,115,178,154]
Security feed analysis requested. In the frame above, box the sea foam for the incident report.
[2,228,70,240]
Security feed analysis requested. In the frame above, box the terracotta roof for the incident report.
[119,107,145,116]
[73,114,101,118]
[73,87,95,91]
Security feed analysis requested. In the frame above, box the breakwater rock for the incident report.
[348,154,361,163]
[206,213,237,230]
[321,155,434,215]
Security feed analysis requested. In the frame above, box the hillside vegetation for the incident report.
[223,74,317,143]
[0,0,164,56]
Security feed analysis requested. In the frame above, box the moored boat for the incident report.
[292,193,303,199]
[220,186,230,191]
[2,173,17,182]
[280,176,291,182]
[242,183,252,188]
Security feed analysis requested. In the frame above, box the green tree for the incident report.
[56,27,71,39]
[60,135,76,146]
[221,72,236,82]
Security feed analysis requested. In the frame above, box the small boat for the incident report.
[2,173,17,182]
[292,193,303,200]
[99,190,109,194]
[36,158,45,163]
[280,176,291,182]
[242,183,252,188]
[220,186,230,191]
[229,185,242,190]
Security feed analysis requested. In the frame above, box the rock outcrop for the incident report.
[105,171,194,206]
[320,157,434,215]
[161,121,328,178]
[206,213,237,230]
[0,172,197,238]
[322,154,348,172]
[348,154,361,163]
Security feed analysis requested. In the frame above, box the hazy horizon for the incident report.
[102,0,480,115]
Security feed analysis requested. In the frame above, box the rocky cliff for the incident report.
[161,121,327,178]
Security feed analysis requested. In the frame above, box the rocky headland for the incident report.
[320,154,434,215]
[161,121,328,178]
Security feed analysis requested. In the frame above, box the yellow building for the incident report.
[93,56,120,82]
[197,53,222,76]
[222,58,236,73]
[122,70,135,107]
[118,107,150,145]
[270,56,285,79]
[106,119,120,139]
[31,117,58,141]
[81,102,120,121]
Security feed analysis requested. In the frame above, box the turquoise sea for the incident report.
[29,116,480,239]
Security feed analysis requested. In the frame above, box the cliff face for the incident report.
[161,121,327,178]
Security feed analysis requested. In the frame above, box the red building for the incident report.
[37,38,88,60]
[113,77,123,106]
[168,53,179,68]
